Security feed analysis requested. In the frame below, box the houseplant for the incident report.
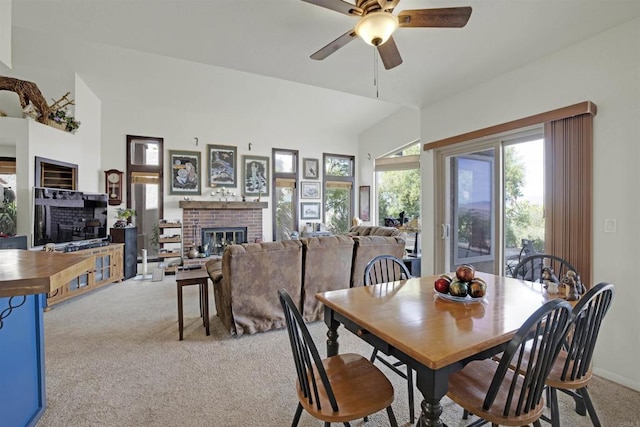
[48,108,81,133]
[114,208,136,228]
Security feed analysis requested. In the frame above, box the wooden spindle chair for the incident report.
[447,299,572,427]
[363,254,416,423]
[541,282,615,427]
[278,289,398,427]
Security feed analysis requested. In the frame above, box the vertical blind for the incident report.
[544,113,594,287]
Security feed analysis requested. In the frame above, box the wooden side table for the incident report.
[175,268,210,340]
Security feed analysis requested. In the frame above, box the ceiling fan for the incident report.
[302,0,472,70]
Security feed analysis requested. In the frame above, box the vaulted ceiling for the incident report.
[10,0,640,134]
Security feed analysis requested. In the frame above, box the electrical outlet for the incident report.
[604,218,617,233]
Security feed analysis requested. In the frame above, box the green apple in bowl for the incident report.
[449,280,469,297]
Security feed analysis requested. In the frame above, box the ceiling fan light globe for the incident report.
[355,11,398,47]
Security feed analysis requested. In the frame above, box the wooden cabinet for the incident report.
[46,244,124,308]
[158,221,183,274]
[110,227,137,280]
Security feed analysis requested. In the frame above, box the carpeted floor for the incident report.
[37,274,640,426]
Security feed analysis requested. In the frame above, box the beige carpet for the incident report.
[37,275,640,427]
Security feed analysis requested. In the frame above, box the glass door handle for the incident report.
[441,224,450,240]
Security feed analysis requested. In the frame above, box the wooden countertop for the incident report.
[0,249,94,298]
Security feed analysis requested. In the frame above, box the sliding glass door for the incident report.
[435,131,544,275]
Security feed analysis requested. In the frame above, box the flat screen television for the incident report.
[33,187,108,247]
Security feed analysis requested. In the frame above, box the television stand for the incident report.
[45,243,124,309]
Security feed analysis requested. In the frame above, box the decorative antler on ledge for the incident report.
[0,76,51,123]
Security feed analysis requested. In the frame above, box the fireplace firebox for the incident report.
[201,227,247,256]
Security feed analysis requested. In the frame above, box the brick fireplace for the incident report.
[178,200,268,260]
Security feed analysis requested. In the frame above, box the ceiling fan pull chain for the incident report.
[373,47,379,98]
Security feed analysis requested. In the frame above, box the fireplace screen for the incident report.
[202,227,247,256]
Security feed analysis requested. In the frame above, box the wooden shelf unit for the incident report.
[35,156,78,190]
[45,243,124,308]
[158,222,183,274]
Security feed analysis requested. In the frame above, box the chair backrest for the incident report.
[484,299,572,417]
[512,254,577,283]
[364,254,411,286]
[560,282,615,381]
[278,289,339,412]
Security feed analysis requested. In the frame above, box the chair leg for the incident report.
[573,390,587,416]
[545,385,551,408]
[578,387,602,427]
[324,423,330,427]
[386,405,399,427]
[291,403,303,427]
[549,386,560,427]
[407,367,415,423]
[533,420,542,427]
[370,348,378,363]
[343,423,350,427]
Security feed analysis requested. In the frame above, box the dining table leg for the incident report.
[323,306,340,357]
[415,368,450,427]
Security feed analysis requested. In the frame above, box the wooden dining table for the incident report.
[315,272,552,427]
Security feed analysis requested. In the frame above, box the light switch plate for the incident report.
[604,218,617,233]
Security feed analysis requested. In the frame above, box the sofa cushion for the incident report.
[347,225,402,237]
[216,240,303,336]
[300,235,354,322]
[351,235,406,287]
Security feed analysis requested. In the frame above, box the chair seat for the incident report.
[297,353,395,423]
[545,350,592,389]
[447,359,545,426]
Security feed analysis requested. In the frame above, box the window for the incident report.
[323,154,354,234]
[426,101,595,284]
[272,149,298,241]
[126,135,163,260]
[0,157,17,236]
[375,142,421,253]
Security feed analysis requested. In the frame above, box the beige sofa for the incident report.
[206,233,405,336]
[347,225,403,237]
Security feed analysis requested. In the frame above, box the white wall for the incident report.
[411,19,638,389]
[92,51,363,239]
[0,0,11,68]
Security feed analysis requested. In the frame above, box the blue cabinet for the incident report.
[0,293,46,427]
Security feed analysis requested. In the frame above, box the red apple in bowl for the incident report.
[455,264,475,282]
[434,277,451,294]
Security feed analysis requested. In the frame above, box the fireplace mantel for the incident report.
[179,201,268,210]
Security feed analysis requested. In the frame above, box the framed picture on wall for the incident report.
[359,185,370,221]
[207,144,237,188]
[302,158,319,179]
[169,150,201,195]
[300,181,320,199]
[242,155,270,197]
[301,202,321,220]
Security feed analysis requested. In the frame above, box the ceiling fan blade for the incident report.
[302,0,362,16]
[377,0,401,12]
[397,6,472,28]
[310,29,357,60]
[377,36,403,70]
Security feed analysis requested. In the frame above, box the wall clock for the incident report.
[105,169,123,205]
